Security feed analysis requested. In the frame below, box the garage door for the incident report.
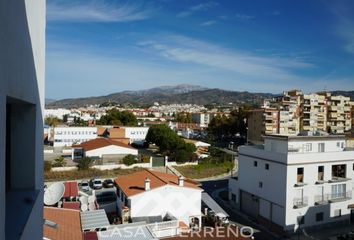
[240,190,259,219]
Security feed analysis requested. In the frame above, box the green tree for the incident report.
[45,116,61,127]
[97,109,137,126]
[122,154,137,166]
[77,157,93,170]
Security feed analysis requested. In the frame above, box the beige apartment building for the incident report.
[248,90,353,144]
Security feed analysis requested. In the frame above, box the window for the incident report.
[337,142,340,147]
[331,184,346,199]
[332,164,346,179]
[318,143,325,152]
[231,194,236,202]
[304,143,312,152]
[254,161,257,167]
[259,182,263,188]
[318,166,324,181]
[297,167,304,183]
[265,163,269,170]
[316,212,323,222]
[297,216,305,225]
[341,142,344,148]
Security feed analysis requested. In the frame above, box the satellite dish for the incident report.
[44,182,65,206]
[81,204,88,212]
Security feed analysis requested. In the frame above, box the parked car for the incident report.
[81,180,90,191]
[91,179,103,189]
[103,179,114,188]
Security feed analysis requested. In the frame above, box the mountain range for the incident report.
[46,84,354,108]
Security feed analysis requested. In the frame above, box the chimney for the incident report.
[178,176,185,187]
[144,178,151,191]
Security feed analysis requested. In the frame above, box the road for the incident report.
[201,179,279,240]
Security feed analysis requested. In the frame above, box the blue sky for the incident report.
[46,0,354,99]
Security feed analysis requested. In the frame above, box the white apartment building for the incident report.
[229,132,354,233]
[115,170,202,228]
[192,113,213,128]
[52,127,97,147]
[123,127,149,145]
[0,1,45,239]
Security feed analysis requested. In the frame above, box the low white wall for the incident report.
[166,161,198,167]
[51,162,152,172]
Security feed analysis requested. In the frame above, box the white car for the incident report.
[92,179,103,189]
[81,180,90,191]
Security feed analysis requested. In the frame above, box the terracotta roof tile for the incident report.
[75,138,135,151]
[44,207,82,240]
[115,169,201,197]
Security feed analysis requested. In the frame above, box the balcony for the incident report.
[314,194,328,205]
[328,177,351,183]
[293,197,308,208]
[328,191,352,203]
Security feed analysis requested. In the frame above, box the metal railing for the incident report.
[293,197,308,207]
[315,191,352,203]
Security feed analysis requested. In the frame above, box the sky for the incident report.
[46,0,354,99]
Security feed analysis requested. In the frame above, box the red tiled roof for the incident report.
[44,207,82,240]
[115,169,201,197]
[63,201,81,210]
[75,138,135,151]
[63,182,79,198]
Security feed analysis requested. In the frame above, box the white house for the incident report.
[115,170,203,228]
[123,127,149,145]
[0,0,45,239]
[52,126,97,147]
[229,132,354,233]
[73,138,138,159]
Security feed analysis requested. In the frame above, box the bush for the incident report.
[122,154,137,166]
[52,156,66,167]
[44,161,52,172]
[77,157,93,170]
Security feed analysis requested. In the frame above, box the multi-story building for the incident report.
[105,126,149,145]
[192,113,213,128]
[247,108,278,145]
[0,1,45,239]
[247,90,353,144]
[51,127,98,147]
[229,132,354,233]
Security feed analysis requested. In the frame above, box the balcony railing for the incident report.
[293,197,308,208]
[328,191,352,203]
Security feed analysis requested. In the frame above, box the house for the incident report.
[1,1,45,239]
[72,138,138,159]
[44,207,83,240]
[115,170,203,228]
[229,131,354,233]
[184,139,210,157]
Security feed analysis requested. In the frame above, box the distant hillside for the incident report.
[46,85,274,108]
[46,85,354,109]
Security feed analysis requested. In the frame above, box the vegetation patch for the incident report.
[44,167,142,182]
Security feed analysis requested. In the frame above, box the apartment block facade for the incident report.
[248,90,353,144]
[0,1,45,239]
[229,133,354,233]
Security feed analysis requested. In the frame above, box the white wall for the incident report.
[53,127,97,147]
[129,185,202,226]
[86,145,138,158]
[124,127,149,144]
[0,0,45,239]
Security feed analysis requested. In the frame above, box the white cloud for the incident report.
[138,35,314,81]
[177,2,218,18]
[47,0,152,22]
[200,20,216,27]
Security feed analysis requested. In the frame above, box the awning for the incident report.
[348,204,354,209]
[202,192,229,217]
[81,209,110,231]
